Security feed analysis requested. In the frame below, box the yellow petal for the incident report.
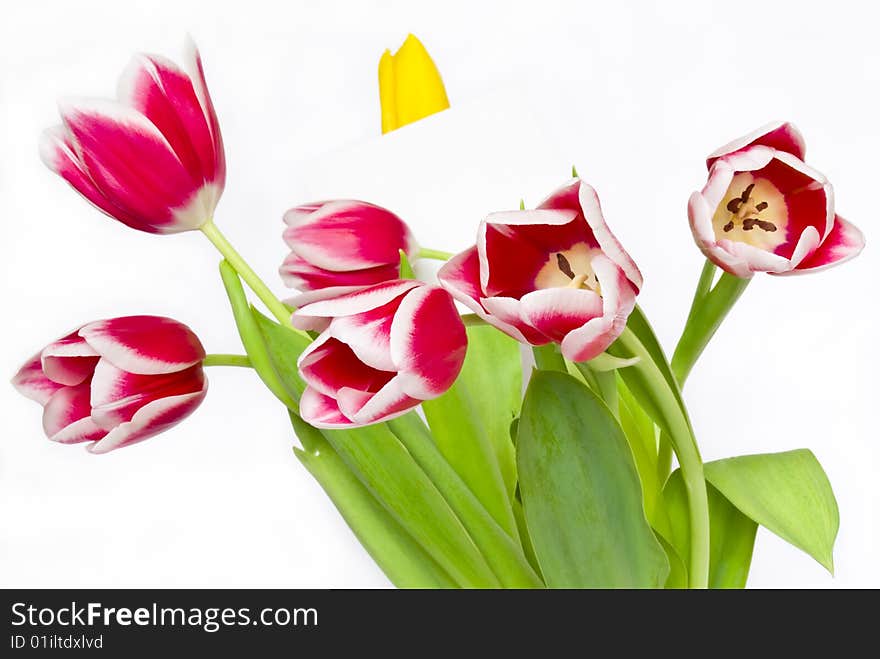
[378,49,398,134]
[378,34,450,134]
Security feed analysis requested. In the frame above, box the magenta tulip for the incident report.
[438,178,642,362]
[689,121,865,277]
[11,316,207,453]
[39,39,225,234]
[280,200,417,292]
[290,280,466,428]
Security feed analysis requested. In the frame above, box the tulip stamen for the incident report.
[556,253,576,279]
[723,183,775,233]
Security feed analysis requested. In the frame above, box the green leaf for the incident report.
[657,470,758,589]
[252,307,311,400]
[218,260,299,411]
[320,420,500,588]
[422,324,521,537]
[517,370,669,588]
[386,413,543,588]
[704,450,838,573]
[655,533,688,589]
[398,249,415,279]
[290,413,457,588]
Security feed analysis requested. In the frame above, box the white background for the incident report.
[1,0,877,588]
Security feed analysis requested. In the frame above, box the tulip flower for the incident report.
[689,122,864,277]
[378,34,450,134]
[280,200,418,292]
[290,280,466,428]
[40,38,225,234]
[11,316,207,453]
[438,179,642,363]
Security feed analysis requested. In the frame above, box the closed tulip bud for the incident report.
[40,38,225,235]
[11,316,207,453]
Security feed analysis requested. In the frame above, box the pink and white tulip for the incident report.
[291,280,466,428]
[11,316,207,453]
[689,121,865,277]
[438,179,642,362]
[280,200,417,292]
[40,39,225,234]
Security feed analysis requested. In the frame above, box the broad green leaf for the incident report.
[658,470,758,589]
[422,324,521,537]
[290,413,456,588]
[704,450,838,573]
[655,532,688,589]
[517,370,669,588]
[618,381,660,521]
[252,307,311,400]
[321,419,500,588]
[218,261,298,411]
[386,413,543,588]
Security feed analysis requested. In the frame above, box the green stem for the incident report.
[202,353,252,368]
[201,219,292,327]
[533,344,566,372]
[671,269,750,385]
[461,314,488,327]
[417,247,454,261]
[617,328,709,588]
[656,433,672,486]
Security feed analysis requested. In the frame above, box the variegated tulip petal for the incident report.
[12,354,66,405]
[299,386,356,429]
[786,215,866,275]
[79,315,205,375]
[707,121,806,168]
[42,383,106,444]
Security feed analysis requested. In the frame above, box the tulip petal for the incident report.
[481,296,550,345]
[11,354,65,405]
[299,386,354,428]
[90,360,206,429]
[88,383,207,454]
[39,125,145,229]
[438,247,537,344]
[284,200,416,271]
[389,286,467,399]
[539,180,643,291]
[707,121,806,168]
[785,215,866,274]
[298,336,394,398]
[519,287,604,342]
[59,99,202,232]
[117,53,216,184]
[291,280,420,330]
[327,303,396,372]
[41,331,99,386]
[79,315,205,375]
[479,209,580,296]
[337,378,419,426]
[183,37,225,189]
[42,383,106,444]
[559,255,636,362]
[280,252,401,291]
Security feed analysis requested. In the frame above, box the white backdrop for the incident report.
[1,0,876,588]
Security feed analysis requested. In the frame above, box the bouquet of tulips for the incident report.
[12,36,864,589]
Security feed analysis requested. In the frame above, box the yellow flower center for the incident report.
[712,173,788,251]
[535,243,603,294]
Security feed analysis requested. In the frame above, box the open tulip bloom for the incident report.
[11,37,864,590]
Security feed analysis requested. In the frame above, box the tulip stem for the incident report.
[532,344,567,372]
[671,265,750,385]
[417,247,454,261]
[460,313,488,327]
[201,220,293,327]
[616,328,709,588]
[203,354,252,368]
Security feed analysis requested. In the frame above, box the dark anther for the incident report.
[726,198,743,213]
[755,219,777,232]
[740,183,755,202]
[755,201,768,211]
[742,218,756,231]
[723,221,735,232]
[556,253,575,279]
